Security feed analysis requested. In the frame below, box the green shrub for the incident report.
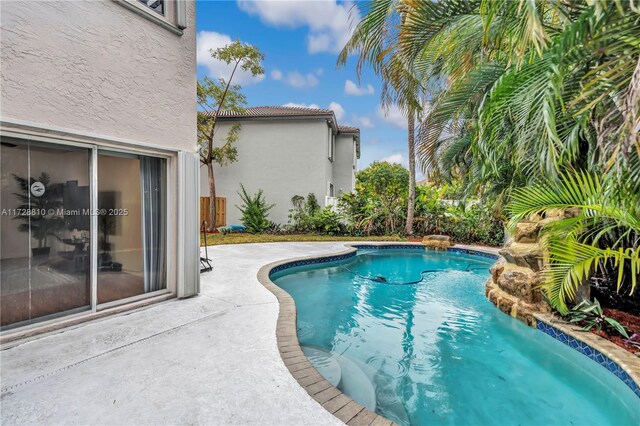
[305,193,320,215]
[288,194,345,235]
[339,162,409,236]
[235,184,274,234]
[309,207,344,235]
[566,298,629,338]
[340,168,504,245]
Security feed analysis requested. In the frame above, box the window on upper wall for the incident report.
[329,183,335,197]
[328,131,335,162]
[138,0,164,15]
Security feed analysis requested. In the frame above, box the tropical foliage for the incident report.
[509,171,639,314]
[341,0,640,312]
[338,1,424,235]
[339,162,409,235]
[288,193,345,235]
[235,184,274,234]
[567,298,629,338]
[339,162,504,245]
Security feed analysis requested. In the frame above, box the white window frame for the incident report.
[113,0,185,35]
[328,126,335,162]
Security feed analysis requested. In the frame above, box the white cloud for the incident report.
[271,69,283,80]
[329,102,345,121]
[237,0,358,54]
[379,152,423,178]
[283,102,321,109]
[284,71,319,88]
[196,31,265,85]
[315,68,324,76]
[282,101,347,123]
[381,153,406,166]
[377,104,407,129]
[354,116,374,129]
[344,114,375,129]
[345,80,374,96]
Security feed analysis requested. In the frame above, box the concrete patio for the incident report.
[1,242,354,426]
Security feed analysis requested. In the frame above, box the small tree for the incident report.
[341,162,409,235]
[198,40,264,231]
[235,184,274,234]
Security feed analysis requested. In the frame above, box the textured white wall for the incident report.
[333,134,357,196]
[200,120,335,226]
[0,0,196,151]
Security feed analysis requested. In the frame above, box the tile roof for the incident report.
[337,125,360,133]
[215,106,334,118]
[212,106,360,134]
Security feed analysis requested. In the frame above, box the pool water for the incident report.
[271,249,640,426]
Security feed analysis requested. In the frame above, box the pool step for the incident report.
[301,345,377,412]
[301,346,341,387]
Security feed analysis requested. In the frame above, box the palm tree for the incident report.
[338,0,640,311]
[399,0,640,200]
[338,0,423,235]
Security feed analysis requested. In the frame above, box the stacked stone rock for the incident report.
[485,209,577,326]
[422,235,454,250]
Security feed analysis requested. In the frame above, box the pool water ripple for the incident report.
[272,249,640,426]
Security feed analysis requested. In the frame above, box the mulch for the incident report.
[589,308,640,354]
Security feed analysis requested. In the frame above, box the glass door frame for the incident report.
[0,131,174,327]
[94,146,171,311]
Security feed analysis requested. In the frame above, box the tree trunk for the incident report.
[405,110,416,236]
[207,161,217,232]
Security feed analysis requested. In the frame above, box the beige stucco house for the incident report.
[0,0,199,334]
[200,106,360,226]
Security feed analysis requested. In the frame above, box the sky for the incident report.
[196,0,421,177]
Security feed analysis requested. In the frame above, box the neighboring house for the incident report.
[0,0,199,333]
[200,106,360,226]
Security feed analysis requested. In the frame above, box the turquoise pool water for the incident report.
[271,249,640,426]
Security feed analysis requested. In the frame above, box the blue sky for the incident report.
[196,0,419,176]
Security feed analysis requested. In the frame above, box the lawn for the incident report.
[201,233,408,246]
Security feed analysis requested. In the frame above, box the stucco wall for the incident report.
[200,120,334,225]
[333,135,357,196]
[0,0,196,152]
[325,126,334,198]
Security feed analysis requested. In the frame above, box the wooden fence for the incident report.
[200,196,226,228]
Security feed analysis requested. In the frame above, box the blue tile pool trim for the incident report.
[352,244,499,259]
[269,244,498,278]
[268,251,356,276]
[537,321,640,398]
[350,244,425,250]
[448,247,499,260]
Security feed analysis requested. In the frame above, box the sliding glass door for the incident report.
[1,139,91,328]
[97,152,167,304]
[0,137,168,330]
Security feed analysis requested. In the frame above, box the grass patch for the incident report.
[201,233,407,246]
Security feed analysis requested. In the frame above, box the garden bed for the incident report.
[201,233,407,246]
[591,309,640,355]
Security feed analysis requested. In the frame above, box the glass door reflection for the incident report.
[1,138,91,328]
[97,152,166,304]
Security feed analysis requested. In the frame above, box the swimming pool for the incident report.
[271,248,640,426]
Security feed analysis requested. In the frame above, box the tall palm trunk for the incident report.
[207,162,216,232]
[405,110,416,235]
